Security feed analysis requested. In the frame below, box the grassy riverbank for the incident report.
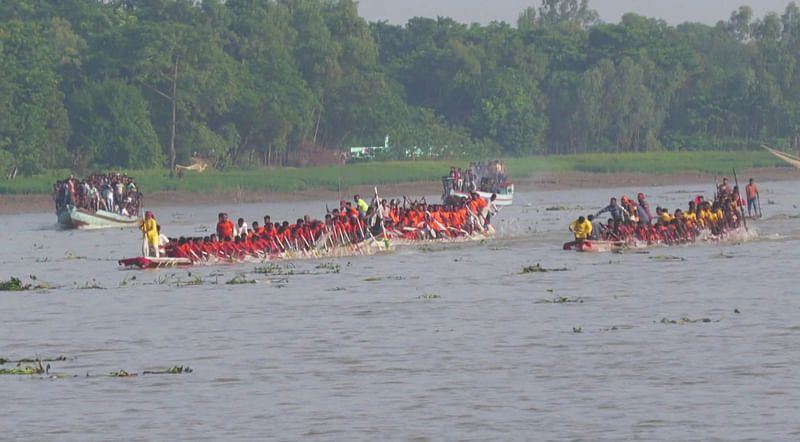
[0,151,788,195]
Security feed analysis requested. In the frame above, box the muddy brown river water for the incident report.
[2,181,799,440]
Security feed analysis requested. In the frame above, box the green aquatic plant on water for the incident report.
[521,264,568,273]
[0,359,48,375]
[0,365,45,375]
[315,262,341,273]
[253,262,295,275]
[648,255,686,261]
[0,356,67,365]
[537,297,584,304]
[143,365,193,374]
[106,365,192,377]
[659,317,718,324]
[0,277,29,291]
[1,355,192,378]
[226,273,256,284]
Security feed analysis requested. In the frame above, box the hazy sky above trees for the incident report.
[356,0,792,26]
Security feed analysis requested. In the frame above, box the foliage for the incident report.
[1,0,800,177]
[0,277,29,291]
[521,263,568,273]
[0,150,789,195]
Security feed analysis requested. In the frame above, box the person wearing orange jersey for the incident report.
[216,213,235,241]
[474,194,489,216]
[389,207,400,226]
[745,178,760,217]
[456,206,468,230]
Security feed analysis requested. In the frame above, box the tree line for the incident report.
[2,0,800,176]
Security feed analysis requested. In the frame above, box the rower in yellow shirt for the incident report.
[658,207,674,224]
[698,203,712,229]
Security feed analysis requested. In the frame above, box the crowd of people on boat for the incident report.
[568,177,755,247]
[54,173,142,216]
[446,160,508,193]
[141,191,499,261]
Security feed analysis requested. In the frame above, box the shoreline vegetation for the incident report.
[1,152,796,216]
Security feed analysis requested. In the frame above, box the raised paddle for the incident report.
[732,168,748,231]
[374,187,390,250]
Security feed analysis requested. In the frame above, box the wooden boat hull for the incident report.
[58,205,139,229]
[119,257,193,269]
[119,227,495,269]
[563,240,625,252]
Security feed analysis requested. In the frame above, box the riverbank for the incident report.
[2,167,795,215]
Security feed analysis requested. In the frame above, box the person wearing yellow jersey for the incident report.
[354,194,369,215]
[698,203,712,229]
[569,216,593,241]
[657,207,674,225]
[139,211,160,257]
[683,207,697,226]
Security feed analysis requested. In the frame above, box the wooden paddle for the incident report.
[732,168,748,231]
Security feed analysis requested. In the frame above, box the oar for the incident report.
[757,191,762,218]
[374,187,390,250]
[732,168,748,231]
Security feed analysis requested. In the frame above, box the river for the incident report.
[1,180,799,440]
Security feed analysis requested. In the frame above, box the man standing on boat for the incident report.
[139,211,159,257]
[216,213,235,241]
[354,194,369,216]
[569,216,593,245]
[637,193,653,224]
[745,178,760,217]
[595,197,628,222]
[718,177,732,198]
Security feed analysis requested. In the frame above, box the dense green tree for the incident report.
[67,78,164,169]
[0,20,70,175]
[3,0,800,177]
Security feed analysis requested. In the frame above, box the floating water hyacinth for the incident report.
[0,277,28,291]
[659,317,716,324]
[143,365,193,374]
[0,359,47,375]
[521,264,568,273]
